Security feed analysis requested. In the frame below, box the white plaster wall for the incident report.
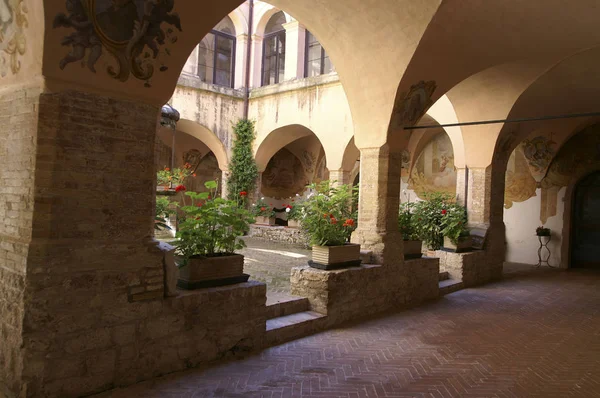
[504,187,566,267]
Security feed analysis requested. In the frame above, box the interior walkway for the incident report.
[97,266,600,398]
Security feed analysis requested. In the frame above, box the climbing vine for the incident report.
[227,119,259,204]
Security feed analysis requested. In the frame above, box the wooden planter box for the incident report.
[177,253,249,290]
[287,219,301,228]
[404,240,423,259]
[310,244,361,270]
[443,236,473,253]
[255,216,276,226]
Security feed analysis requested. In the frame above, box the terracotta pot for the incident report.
[443,236,473,253]
[177,253,249,290]
[310,244,361,270]
[255,216,276,226]
[403,240,423,259]
[287,219,301,228]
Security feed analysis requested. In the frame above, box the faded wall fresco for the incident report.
[54,0,181,86]
[408,133,457,198]
[0,0,27,77]
[504,146,537,209]
[262,148,308,199]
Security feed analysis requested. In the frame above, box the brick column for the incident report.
[328,169,351,187]
[351,145,403,266]
[2,88,166,396]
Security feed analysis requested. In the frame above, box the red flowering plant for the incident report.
[286,194,304,221]
[412,192,454,250]
[299,180,358,246]
[156,163,194,189]
[175,180,254,265]
[251,197,275,218]
[440,202,470,245]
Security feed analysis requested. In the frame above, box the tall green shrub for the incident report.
[227,119,258,203]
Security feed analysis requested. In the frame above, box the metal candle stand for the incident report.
[536,234,555,268]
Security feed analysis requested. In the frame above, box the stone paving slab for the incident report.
[95,265,600,397]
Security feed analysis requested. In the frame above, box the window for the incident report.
[304,31,334,77]
[262,12,286,86]
[197,17,236,88]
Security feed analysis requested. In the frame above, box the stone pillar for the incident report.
[282,20,306,81]
[249,34,264,88]
[455,167,468,207]
[220,171,229,199]
[234,34,249,89]
[351,145,403,266]
[466,167,492,228]
[1,88,166,396]
[328,169,351,187]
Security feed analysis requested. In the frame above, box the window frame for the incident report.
[197,29,236,89]
[261,30,286,87]
[304,30,329,78]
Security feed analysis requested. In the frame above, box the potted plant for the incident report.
[441,202,472,253]
[413,192,453,253]
[286,201,302,228]
[156,163,194,194]
[536,226,551,237]
[300,181,360,270]
[175,180,255,289]
[398,202,422,259]
[252,197,276,225]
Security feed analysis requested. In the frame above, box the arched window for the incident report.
[197,16,236,88]
[305,31,334,77]
[262,12,286,86]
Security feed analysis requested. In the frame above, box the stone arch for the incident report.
[228,8,248,36]
[254,124,325,172]
[257,125,327,199]
[253,4,283,37]
[340,137,360,172]
[176,119,229,171]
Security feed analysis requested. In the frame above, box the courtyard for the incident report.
[95,266,600,397]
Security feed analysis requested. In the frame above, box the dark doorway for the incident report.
[571,171,600,268]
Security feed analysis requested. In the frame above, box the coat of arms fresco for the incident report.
[54,0,182,87]
[0,0,27,77]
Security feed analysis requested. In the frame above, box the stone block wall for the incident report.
[39,281,266,397]
[291,264,408,326]
[0,85,42,396]
[405,257,440,305]
[249,225,309,247]
[435,250,492,287]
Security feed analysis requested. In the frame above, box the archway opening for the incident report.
[571,171,600,268]
[258,130,327,225]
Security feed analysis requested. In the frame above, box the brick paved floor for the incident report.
[98,266,600,398]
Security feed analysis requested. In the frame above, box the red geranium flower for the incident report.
[441,209,447,215]
[164,167,170,171]
[175,185,186,192]
[330,218,338,224]
[192,173,197,177]
[286,205,292,209]
[343,219,355,227]
[240,191,247,196]
[261,207,266,211]
[197,203,203,207]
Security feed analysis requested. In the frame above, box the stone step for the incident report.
[439,278,464,296]
[266,293,310,320]
[439,271,450,281]
[266,311,327,346]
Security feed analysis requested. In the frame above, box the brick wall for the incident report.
[0,86,41,396]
